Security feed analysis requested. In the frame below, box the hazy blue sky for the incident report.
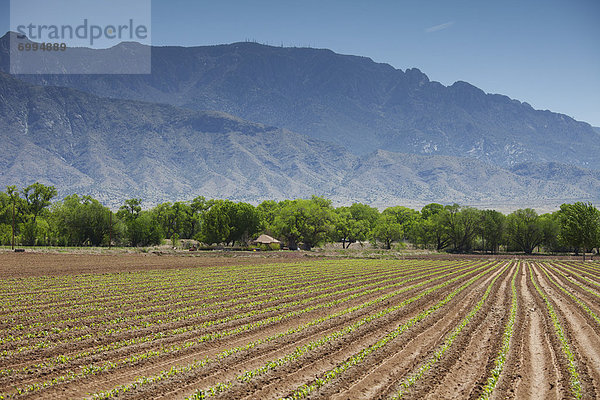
[2,0,599,126]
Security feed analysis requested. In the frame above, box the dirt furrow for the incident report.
[19,265,471,399]
[1,270,385,340]
[392,264,511,400]
[532,263,600,398]
[488,264,524,400]
[325,266,510,400]
[125,265,490,400]
[505,264,561,399]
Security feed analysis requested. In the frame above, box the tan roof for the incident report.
[254,234,281,244]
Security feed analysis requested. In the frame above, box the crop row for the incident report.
[0,265,409,343]
[539,263,600,327]
[479,264,520,399]
[529,264,582,399]
[1,260,451,324]
[2,262,488,397]
[87,262,492,399]
[384,263,510,399]
[0,263,450,357]
[0,262,369,317]
[0,263,444,377]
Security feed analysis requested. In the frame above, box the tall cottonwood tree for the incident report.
[506,208,545,254]
[559,202,600,260]
[271,197,335,250]
[443,204,480,252]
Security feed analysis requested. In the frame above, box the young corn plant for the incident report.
[88,263,486,400]
[389,263,510,400]
[529,264,582,399]
[479,264,520,399]
[285,263,504,400]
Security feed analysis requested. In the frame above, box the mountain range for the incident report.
[0,31,598,210]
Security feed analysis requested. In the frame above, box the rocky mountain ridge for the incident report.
[1,71,598,210]
[1,32,598,170]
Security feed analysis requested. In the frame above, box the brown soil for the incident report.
[1,254,599,400]
[0,251,305,277]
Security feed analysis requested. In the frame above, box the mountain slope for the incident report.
[1,32,598,169]
[340,151,594,209]
[1,71,599,209]
[0,71,353,206]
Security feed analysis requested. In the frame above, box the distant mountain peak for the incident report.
[1,60,599,208]
[0,36,595,167]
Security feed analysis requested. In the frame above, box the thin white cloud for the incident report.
[425,21,455,33]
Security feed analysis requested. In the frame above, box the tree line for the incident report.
[1,183,599,258]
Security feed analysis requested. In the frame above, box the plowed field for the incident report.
[1,255,599,399]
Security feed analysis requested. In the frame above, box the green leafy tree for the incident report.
[479,209,505,254]
[152,202,192,239]
[506,208,545,254]
[558,202,600,260]
[0,191,11,245]
[332,207,371,248]
[20,183,57,245]
[1,186,26,246]
[197,200,235,245]
[185,196,210,239]
[171,202,191,238]
[257,200,281,234]
[51,195,120,246]
[442,204,480,253]
[414,204,451,251]
[382,206,420,242]
[170,232,180,248]
[126,212,163,247]
[271,197,335,250]
[152,202,176,239]
[229,202,261,245]
[117,199,162,247]
[372,214,403,249]
[0,191,10,226]
[22,183,57,222]
[540,212,563,253]
[117,198,142,222]
[348,203,380,230]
